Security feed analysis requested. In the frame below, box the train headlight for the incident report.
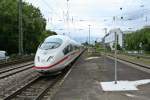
[47,56,54,62]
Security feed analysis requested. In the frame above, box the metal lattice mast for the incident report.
[65,0,70,36]
[19,0,23,55]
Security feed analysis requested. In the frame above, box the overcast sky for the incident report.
[24,0,150,42]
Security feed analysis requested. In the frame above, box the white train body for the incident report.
[33,35,82,73]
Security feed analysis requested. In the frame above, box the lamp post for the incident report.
[88,25,91,45]
[113,7,123,84]
[114,32,118,84]
[103,28,107,68]
[88,25,91,53]
[112,16,118,84]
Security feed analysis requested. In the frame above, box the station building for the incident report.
[103,28,124,50]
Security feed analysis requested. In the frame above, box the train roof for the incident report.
[45,35,81,46]
[0,51,6,53]
[45,35,69,41]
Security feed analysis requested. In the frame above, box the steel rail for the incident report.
[3,76,40,100]
[0,64,33,79]
[3,49,85,100]
[0,62,33,74]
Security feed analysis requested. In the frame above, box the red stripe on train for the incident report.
[33,56,68,69]
[33,50,80,69]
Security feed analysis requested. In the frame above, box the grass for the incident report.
[118,54,150,66]
[107,52,150,66]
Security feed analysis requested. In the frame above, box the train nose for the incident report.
[34,49,58,67]
[37,55,54,63]
[46,56,54,62]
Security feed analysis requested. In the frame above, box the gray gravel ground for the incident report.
[52,53,150,100]
[0,68,39,99]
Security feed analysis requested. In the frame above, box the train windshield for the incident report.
[39,38,63,50]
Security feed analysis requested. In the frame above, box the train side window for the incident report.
[63,44,74,55]
[75,46,79,50]
[73,45,75,50]
[70,44,73,52]
[63,45,70,55]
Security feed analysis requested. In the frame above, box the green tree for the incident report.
[125,28,150,53]
[0,0,56,54]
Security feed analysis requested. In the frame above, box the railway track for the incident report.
[2,50,85,100]
[0,62,33,74]
[0,56,34,68]
[0,62,34,79]
[3,67,70,100]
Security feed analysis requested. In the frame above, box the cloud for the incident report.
[24,0,150,42]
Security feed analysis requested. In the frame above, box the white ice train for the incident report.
[33,35,83,73]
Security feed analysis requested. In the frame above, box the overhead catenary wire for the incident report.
[39,0,67,32]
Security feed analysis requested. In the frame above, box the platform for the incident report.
[51,52,150,100]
